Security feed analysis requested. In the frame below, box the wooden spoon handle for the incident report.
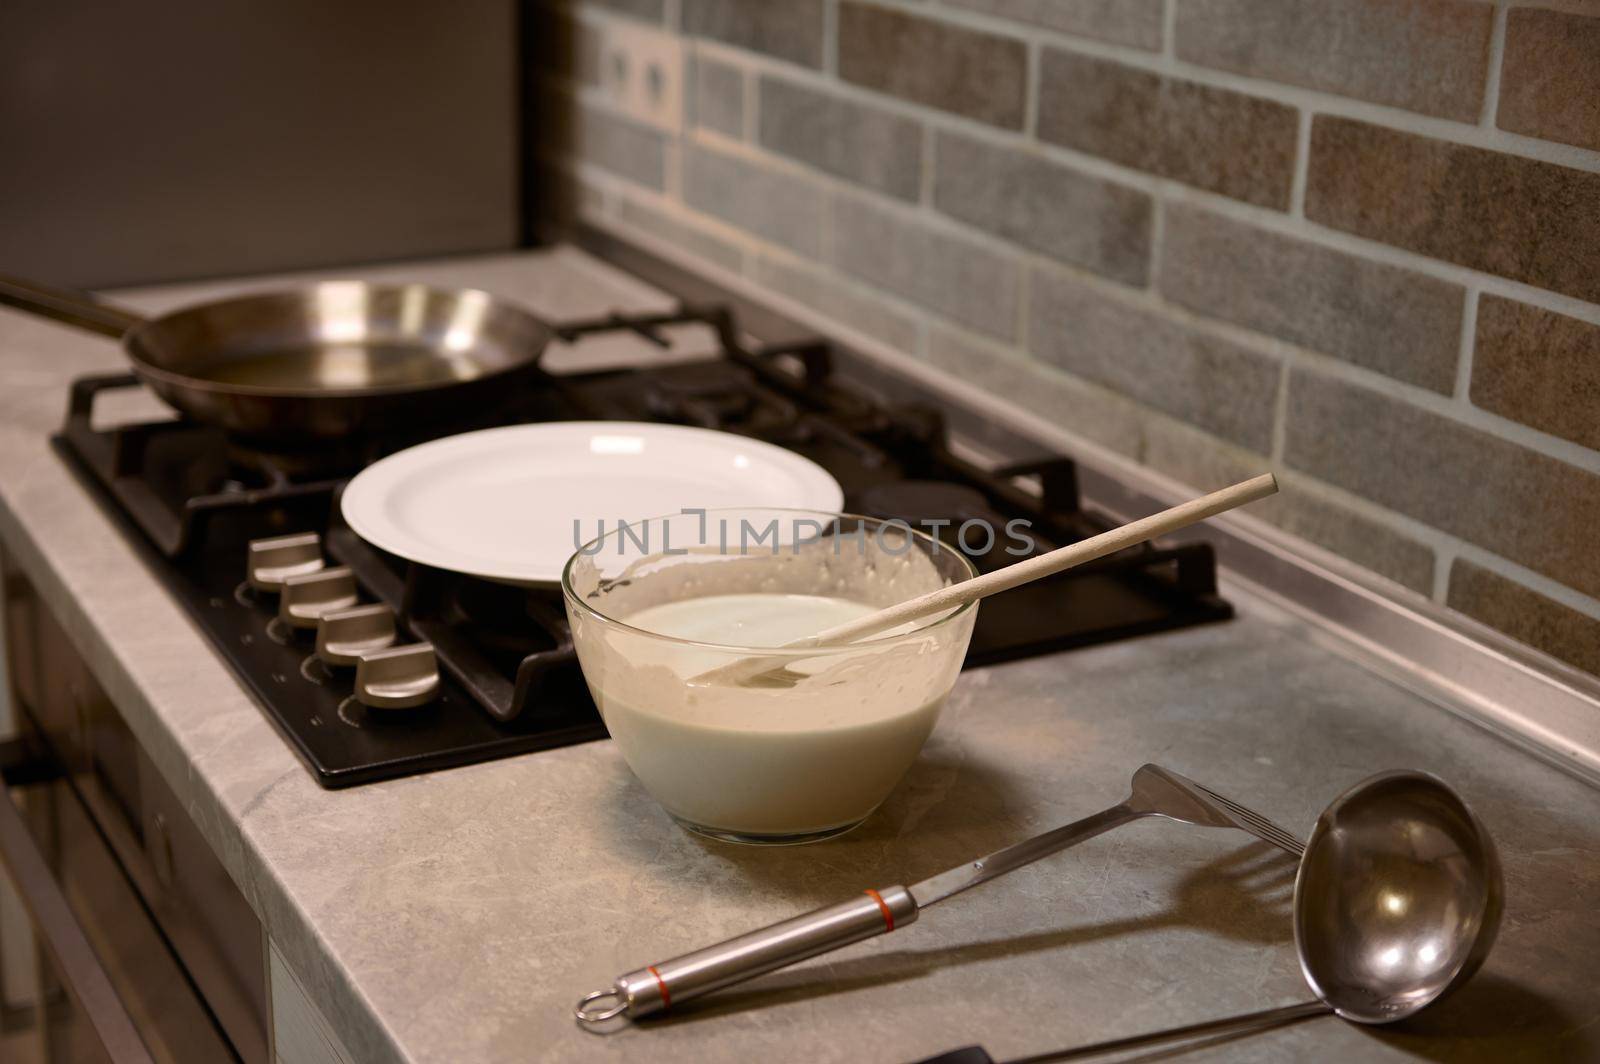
[689,473,1276,687]
[810,473,1277,646]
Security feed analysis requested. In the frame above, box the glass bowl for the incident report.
[561,508,979,844]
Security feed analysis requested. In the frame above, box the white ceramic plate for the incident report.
[340,421,845,585]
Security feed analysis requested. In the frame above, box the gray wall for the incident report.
[0,1,520,288]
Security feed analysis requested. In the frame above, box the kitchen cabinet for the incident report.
[269,944,355,1064]
[0,556,268,1062]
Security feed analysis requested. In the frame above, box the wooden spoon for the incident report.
[691,473,1277,687]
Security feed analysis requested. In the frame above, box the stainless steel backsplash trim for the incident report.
[1076,459,1600,787]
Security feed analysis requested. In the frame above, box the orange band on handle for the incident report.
[648,965,671,1008]
[864,888,895,932]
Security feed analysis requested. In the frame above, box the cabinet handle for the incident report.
[150,813,175,889]
[0,777,156,1064]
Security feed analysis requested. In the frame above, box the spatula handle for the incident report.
[575,886,917,1023]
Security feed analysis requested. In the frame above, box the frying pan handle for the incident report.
[0,273,147,338]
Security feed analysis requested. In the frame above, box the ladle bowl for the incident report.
[1297,769,1503,1024]
[963,769,1504,1063]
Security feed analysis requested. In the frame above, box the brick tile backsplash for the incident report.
[933,131,1151,286]
[555,0,1600,671]
[758,77,923,202]
[1160,206,1464,392]
[682,144,826,257]
[691,56,744,138]
[1176,0,1493,121]
[1472,296,1600,451]
[839,3,1027,129]
[1029,267,1281,451]
[583,0,664,22]
[1285,371,1600,599]
[925,326,1146,455]
[1449,561,1600,675]
[556,97,666,189]
[1307,117,1600,304]
[752,251,921,351]
[617,196,743,272]
[1037,51,1297,209]
[832,196,1021,339]
[944,0,1164,51]
[1497,9,1600,153]
[1261,489,1437,595]
[682,0,823,68]
[1139,418,1437,593]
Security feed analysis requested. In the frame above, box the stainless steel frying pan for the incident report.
[0,274,554,442]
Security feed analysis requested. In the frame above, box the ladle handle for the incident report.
[0,273,147,338]
[1004,999,1330,1062]
[575,886,918,1024]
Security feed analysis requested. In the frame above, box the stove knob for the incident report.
[247,533,324,592]
[278,567,358,629]
[354,644,440,709]
[316,604,398,667]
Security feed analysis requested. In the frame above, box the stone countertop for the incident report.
[0,249,1596,1064]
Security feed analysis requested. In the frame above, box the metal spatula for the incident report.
[574,764,1302,1025]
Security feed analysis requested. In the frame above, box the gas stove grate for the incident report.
[54,304,1231,787]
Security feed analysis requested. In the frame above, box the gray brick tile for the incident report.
[1140,420,1436,592]
[1263,491,1437,593]
[925,326,1146,454]
[682,144,826,257]
[683,0,823,68]
[1028,267,1281,450]
[1284,369,1600,599]
[758,77,923,201]
[551,97,667,189]
[1160,206,1464,392]
[618,197,744,272]
[933,131,1151,286]
[692,55,744,138]
[832,196,1020,339]
[1177,0,1493,121]
[752,253,921,351]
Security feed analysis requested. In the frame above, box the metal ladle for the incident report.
[942,769,1504,1063]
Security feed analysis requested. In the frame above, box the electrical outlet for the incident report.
[593,19,683,131]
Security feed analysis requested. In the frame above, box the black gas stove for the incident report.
[55,302,1232,788]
